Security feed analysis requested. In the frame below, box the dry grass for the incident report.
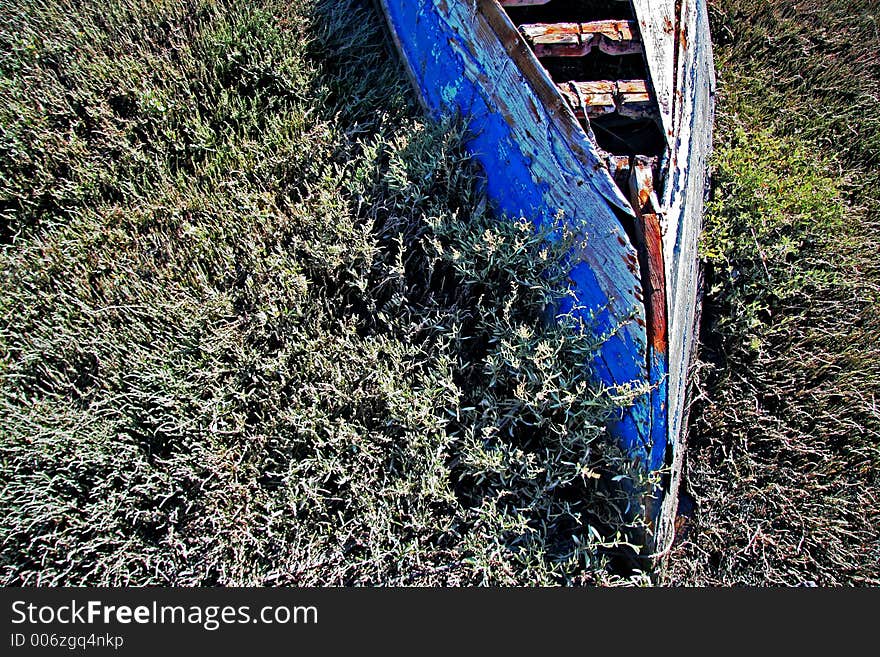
[665,0,880,585]
[0,0,651,586]
[2,0,877,587]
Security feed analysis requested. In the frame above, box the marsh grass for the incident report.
[4,0,876,588]
[665,0,880,585]
[0,0,651,585]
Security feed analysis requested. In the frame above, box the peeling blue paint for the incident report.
[379,1,669,476]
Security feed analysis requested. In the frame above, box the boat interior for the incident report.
[496,0,671,366]
[498,0,668,207]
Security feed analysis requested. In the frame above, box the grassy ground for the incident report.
[1,0,877,586]
[665,0,880,585]
[0,0,650,586]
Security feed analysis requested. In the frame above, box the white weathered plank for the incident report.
[631,0,677,145]
[655,0,716,554]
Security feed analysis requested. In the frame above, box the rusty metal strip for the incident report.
[629,157,668,356]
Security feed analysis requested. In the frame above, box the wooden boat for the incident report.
[376,0,715,552]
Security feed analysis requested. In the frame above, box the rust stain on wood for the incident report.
[629,159,669,355]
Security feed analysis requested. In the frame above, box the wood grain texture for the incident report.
[519,21,643,58]
[631,0,677,144]
[655,0,716,552]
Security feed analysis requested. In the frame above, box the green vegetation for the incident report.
[0,0,650,585]
[665,0,880,585]
[2,0,877,587]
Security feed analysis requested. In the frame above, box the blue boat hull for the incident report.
[377,0,715,548]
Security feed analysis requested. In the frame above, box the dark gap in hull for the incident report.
[539,52,646,83]
[591,115,665,157]
[504,0,636,24]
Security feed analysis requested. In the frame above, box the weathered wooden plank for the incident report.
[519,20,642,58]
[558,79,659,121]
[376,0,661,462]
[631,0,677,144]
[654,0,716,552]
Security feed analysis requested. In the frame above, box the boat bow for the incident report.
[377,0,715,551]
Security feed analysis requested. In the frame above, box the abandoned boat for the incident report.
[376,0,715,551]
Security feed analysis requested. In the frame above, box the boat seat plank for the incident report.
[520,20,642,57]
[558,80,658,121]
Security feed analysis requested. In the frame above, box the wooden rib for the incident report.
[558,80,616,117]
[519,20,642,57]
[557,80,659,121]
[605,154,632,188]
[628,155,668,354]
